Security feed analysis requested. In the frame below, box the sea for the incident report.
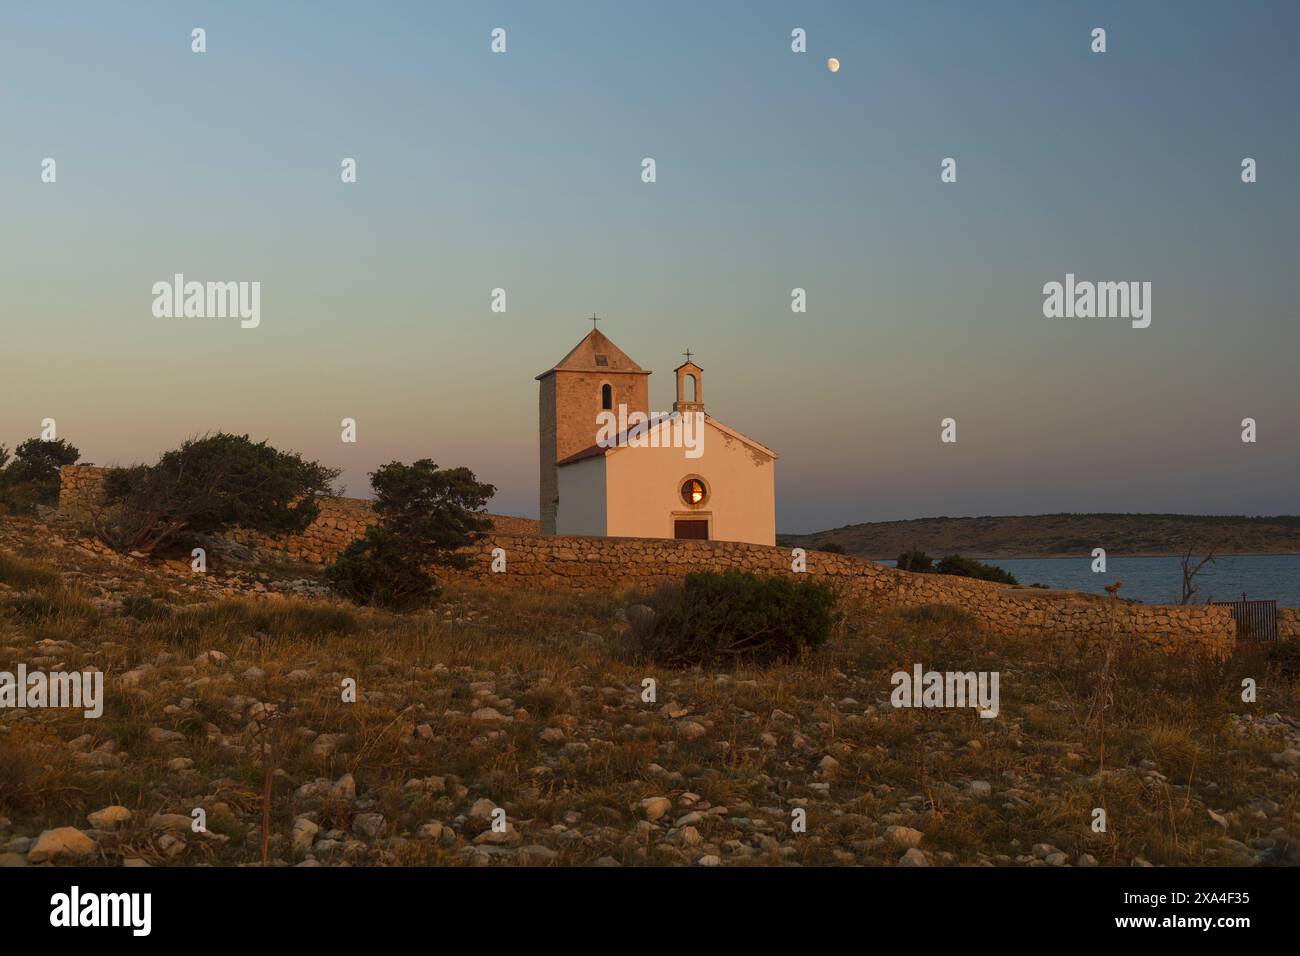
[970,554,1300,608]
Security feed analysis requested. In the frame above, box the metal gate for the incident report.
[1211,597,1278,642]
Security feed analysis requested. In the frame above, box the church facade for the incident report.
[537,329,777,545]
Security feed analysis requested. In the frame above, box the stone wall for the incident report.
[1279,609,1300,641]
[439,535,1238,657]
[57,465,111,519]
[55,466,1248,655]
[57,465,539,564]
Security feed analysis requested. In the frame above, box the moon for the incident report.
[827,57,840,73]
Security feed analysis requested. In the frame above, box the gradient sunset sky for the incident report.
[4,1,1298,532]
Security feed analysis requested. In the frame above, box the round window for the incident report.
[680,477,707,506]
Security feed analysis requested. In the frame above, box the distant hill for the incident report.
[778,513,1300,559]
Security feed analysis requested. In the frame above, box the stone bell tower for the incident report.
[536,322,649,535]
[673,352,704,414]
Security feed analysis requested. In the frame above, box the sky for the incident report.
[3,1,1298,533]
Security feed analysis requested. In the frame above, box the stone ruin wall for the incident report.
[56,465,1280,656]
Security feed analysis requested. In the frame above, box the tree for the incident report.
[0,436,80,512]
[326,459,496,610]
[94,433,338,555]
[1179,548,1216,604]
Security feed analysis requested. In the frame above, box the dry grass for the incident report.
[1,540,1297,867]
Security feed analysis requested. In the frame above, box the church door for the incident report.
[674,519,709,540]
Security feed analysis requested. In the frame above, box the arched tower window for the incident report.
[684,374,697,402]
[601,383,613,410]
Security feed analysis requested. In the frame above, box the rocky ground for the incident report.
[1,514,1297,867]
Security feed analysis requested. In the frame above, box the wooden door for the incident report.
[674,519,709,540]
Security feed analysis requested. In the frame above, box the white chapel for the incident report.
[536,328,777,545]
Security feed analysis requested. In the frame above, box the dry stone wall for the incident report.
[57,465,538,564]
[57,466,1247,655]
[1279,609,1300,641]
[441,535,1237,657]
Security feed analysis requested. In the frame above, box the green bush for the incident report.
[95,433,338,556]
[326,459,495,610]
[896,549,933,573]
[0,437,80,513]
[818,541,847,555]
[896,549,1018,585]
[326,526,440,610]
[934,554,1019,585]
[629,570,837,666]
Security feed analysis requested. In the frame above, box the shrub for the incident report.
[896,549,1018,585]
[0,437,80,513]
[93,433,339,556]
[1265,639,1300,679]
[326,527,439,610]
[326,460,495,610]
[819,542,847,555]
[896,549,933,573]
[629,570,837,666]
[934,554,1019,585]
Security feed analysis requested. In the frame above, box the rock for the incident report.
[469,798,498,821]
[167,757,194,771]
[0,853,27,867]
[472,707,508,724]
[87,806,131,830]
[313,734,347,758]
[898,848,931,866]
[640,797,672,821]
[697,854,722,867]
[147,727,184,744]
[676,721,707,741]
[473,824,519,846]
[967,780,992,798]
[519,844,558,863]
[1031,843,1062,860]
[885,826,923,849]
[352,813,385,840]
[330,774,356,801]
[292,817,320,852]
[818,755,840,775]
[416,822,446,841]
[27,827,97,863]
[1269,748,1300,769]
[1078,853,1098,867]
